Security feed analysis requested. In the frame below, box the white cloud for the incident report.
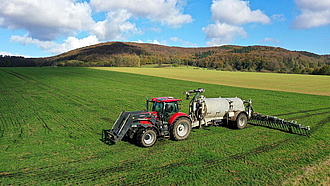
[90,0,193,27]
[49,35,100,54]
[0,0,94,41]
[204,0,269,46]
[152,40,161,45]
[211,0,270,25]
[11,35,100,54]
[203,23,247,46]
[260,37,280,44]
[149,27,162,33]
[137,39,166,45]
[271,14,286,22]
[0,50,30,57]
[0,51,14,56]
[296,0,330,11]
[0,0,194,55]
[90,10,138,40]
[133,39,145,44]
[10,35,57,50]
[293,0,330,29]
[170,37,198,46]
[171,37,180,42]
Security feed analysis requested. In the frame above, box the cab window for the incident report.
[165,102,177,113]
[164,102,178,121]
[152,102,163,113]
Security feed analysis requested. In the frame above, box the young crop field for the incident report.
[0,67,329,185]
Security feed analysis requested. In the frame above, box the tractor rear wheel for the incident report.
[136,128,157,147]
[235,113,248,129]
[171,118,191,141]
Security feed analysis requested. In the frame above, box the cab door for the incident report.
[164,102,179,122]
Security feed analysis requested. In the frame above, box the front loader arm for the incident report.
[102,110,145,143]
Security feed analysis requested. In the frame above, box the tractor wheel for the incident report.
[235,113,248,129]
[136,128,157,147]
[171,118,191,141]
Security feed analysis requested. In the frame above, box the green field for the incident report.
[93,67,330,96]
[0,67,329,185]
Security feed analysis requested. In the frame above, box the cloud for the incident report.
[296,0,330,11]
[10,35,57,50]
[171,37,180,42]
[0,0,194,55]
[203,23,247,45]
[260,37,281,45]
[0,0,94,41]
[49,35,100,54]
[149,39,167,45]
[0,50,30,58]
[135,39,166,45]
[90,0,193,27]
[211,0,270,25]
[170,37,198,46]
[271,14,286,22]
[204,0,268,46]
[90,10,139,41]
[152,40,161,45]
[11,35,100,54]
[0,51,14,56]
[293,0,330,29]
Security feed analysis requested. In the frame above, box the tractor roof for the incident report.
[152,97,181,103]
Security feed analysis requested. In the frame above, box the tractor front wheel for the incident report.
[235,113,248,129]
[171,118,192,141]
[136,128,157,147]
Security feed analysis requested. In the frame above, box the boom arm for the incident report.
[184,88,205,101]
[184,88,205,123]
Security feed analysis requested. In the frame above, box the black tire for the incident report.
[171,118,192,141]
[235,113,248,129]
[136,128,157,147]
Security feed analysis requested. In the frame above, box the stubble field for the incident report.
[93,67,330,96]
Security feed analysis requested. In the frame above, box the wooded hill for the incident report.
[1,42,329,75]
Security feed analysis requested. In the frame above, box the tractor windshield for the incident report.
[152,102,163,113]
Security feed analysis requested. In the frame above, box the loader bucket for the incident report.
[102,110,144,143]
[249,113,311,137]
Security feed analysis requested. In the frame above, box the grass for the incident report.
[92,67,330,96]
[282,155,330,185]
[0,67,329,185]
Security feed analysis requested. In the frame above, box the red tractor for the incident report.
[102,96,192,147]
[102,88,310,147]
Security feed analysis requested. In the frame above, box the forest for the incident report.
[1,42,329,75]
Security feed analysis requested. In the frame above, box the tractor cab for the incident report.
[148,97,181,122]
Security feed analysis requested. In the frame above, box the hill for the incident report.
[0,42,329,74]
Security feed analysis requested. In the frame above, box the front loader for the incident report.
[102,88,310,147]
[102,97,191,147]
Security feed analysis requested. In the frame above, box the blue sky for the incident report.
[0,0,329,57]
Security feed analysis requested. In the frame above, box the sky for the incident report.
[0,0,329,58]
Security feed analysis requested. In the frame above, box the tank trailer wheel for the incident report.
[235,113,248,129]
[171,118,192,141]
[136,128,157,147]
